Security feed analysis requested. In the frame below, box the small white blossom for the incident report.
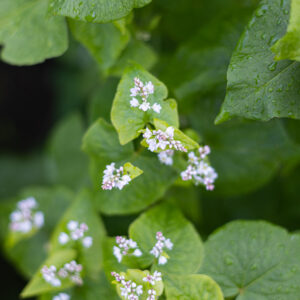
[147,289,157,300]
[53,293,70,300]
[130,98,140,107]
[150,232,173,265]
[82,236,93,248]
[42,260,83,287]
[152,103,161,113]
[181,146,217,190]
[130,77,160,114]
[158,150,174,166]
[58,232,69,245]
[111,272,143,299]
[9,197,44,234]
[58,221,92,249]
[113,236,143,262]
[143,271,162,285]
[102,163,132,190]
[143,127,187,153]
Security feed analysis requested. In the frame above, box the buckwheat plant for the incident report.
[113,236,142,263]
[41,260,83,287]
[180,146,218,190]
[111,272,144,299]
[143,127,187,152]
[130,77,161,113]
[9,197,44,233]
[58,220,93,248]
[157,150,174,166]
[53,293,70,300]
[150,232,173,265]
[102,163,131,190]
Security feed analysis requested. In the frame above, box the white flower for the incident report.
[150,232,173,265]
[158,150,174,166]
[53,293,70,300]
[139,101,151,111]
[143,128,152,139]
[158,255,168,265]
[82,236,93,248]
[113,236,142,262]
[102,163,132,190]
[58,232,69,245]
[165,127,174,138]
[130,98,140,107]
[181,146,217,190]
[67,220,78,231]
[34,212,44,228]
[9,197,44,234]
[152,103,161,113]
[144,81,154,95]
[41,265,61,287]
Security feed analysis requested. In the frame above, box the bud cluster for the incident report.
[41,260,83,287]
[102,163,131,190]
[150,232,173,265]
[143,127,187,153]
[111,272,143,300]
[9,197,44,233]
[180,146,217,190]
[113,236,142,263]
[58,220,93,248]
[130,77,161,113]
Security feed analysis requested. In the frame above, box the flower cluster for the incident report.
[41,260,83,287]
[58,220,93,248]
[9,197,44,233]
[102,163,131,190]
[111,272,143,300]
[113,236,142,263]
[143,271,162,300]
[180,146,218,190]
[130,77,161,113]
[53,293,70,300]
[143,127,187,153]
[150,232,173,265]
[157,150,174,166]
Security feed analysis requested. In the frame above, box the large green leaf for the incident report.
[0,0,68,65]
[21,249,77,298]
[82,119,177,214]
[164,274,224,300]
[216,0,300,124]
[69,20,130,74]
[49,0,152,23]
[2,186,73,278]
[50,189,106,276]
[47,113,89,191]
[111,63,179,145]
[272,0,300,61]
[129,203,204,274]
[199,221,300,299]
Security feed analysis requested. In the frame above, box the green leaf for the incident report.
[123,162,143,179]
[109,39,157,76]
[21,249,77,298]
[48,0,152,23]
[47,113,89,191]
[50,189,106,276]
[164,274,224,300]
[272,0,300,61]
[0,0,68,65]
[69,20,130,74]
[3,186,73,278]
[129,203,204,274]
[215,0,300,124]
[82,119,177,214]
[111,63,179,145]
[153,119,199,151]
[199,220,300,299]
[189,91,300,197]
